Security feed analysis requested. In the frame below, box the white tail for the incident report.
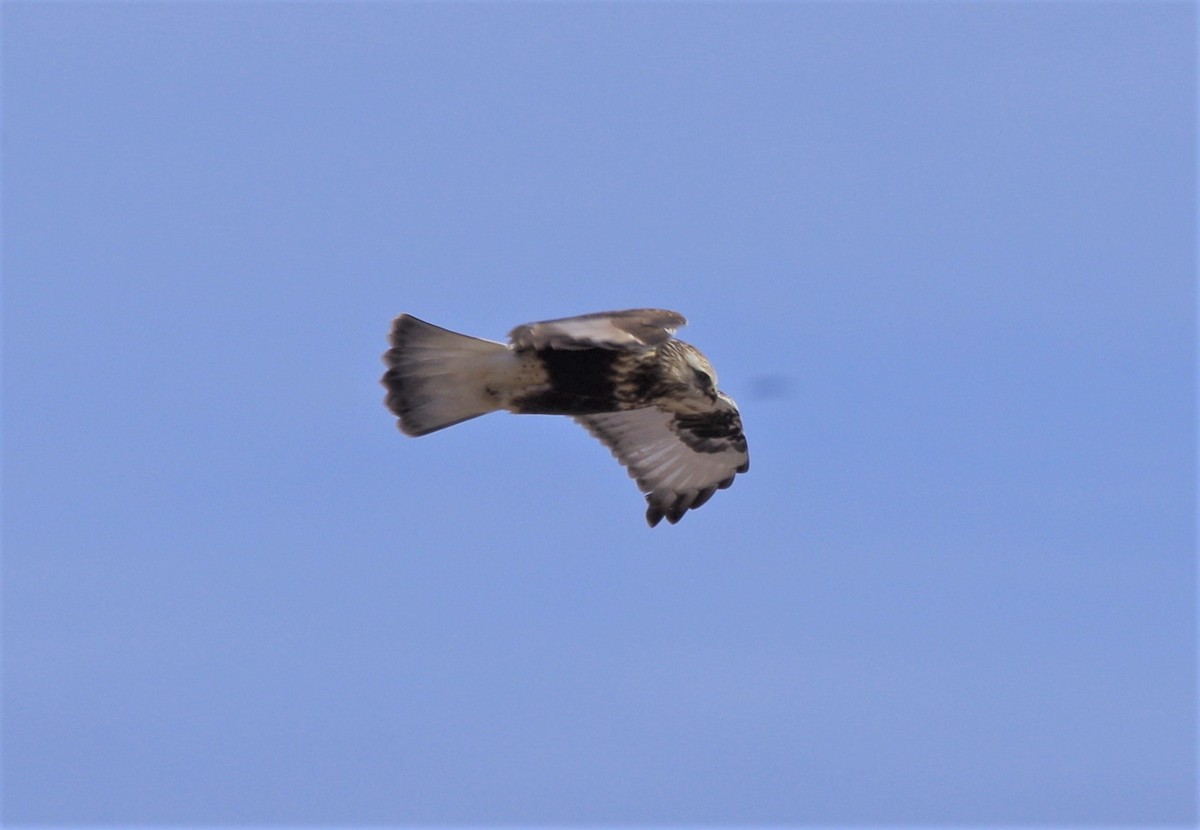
[382,314,512,436]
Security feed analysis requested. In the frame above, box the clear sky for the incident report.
[3,1,1195,825]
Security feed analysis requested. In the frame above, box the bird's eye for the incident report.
[692,368,713,390]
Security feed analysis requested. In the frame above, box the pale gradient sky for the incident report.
[3,2,1195,825]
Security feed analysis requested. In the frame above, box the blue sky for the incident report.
[3,1,1195,825]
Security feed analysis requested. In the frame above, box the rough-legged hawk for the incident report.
[380,309,749,526]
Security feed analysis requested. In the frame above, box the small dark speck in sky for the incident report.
[746,374,794,401]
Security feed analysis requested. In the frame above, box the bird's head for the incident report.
[664,341,719,400]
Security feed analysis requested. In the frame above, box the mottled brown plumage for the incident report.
[381,309,748,526]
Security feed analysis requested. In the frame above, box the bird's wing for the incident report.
[575,395,749,526]
[508,309,686,352]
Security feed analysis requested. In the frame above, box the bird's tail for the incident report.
[382,314,513,436]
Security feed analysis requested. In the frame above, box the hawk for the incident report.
[380,309,749,526]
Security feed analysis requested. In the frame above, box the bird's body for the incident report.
[381,309,748,526]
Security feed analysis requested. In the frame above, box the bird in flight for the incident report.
[380,309,748,526]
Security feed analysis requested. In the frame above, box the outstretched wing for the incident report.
[509,309,686,352]
[575,395,749,526]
